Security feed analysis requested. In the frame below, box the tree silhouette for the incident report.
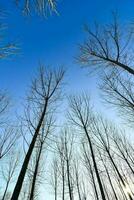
[11,66,65,200]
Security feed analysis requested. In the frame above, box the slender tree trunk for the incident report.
[29,142,43,200]
[66,158,73,200]
[62,164,65,200]
[83,146,99,200]
[2,180,10,200]
[105,164,118,200]
[107,151,133,200]
[107,150,125,186]
[54,165,58,200]
[102,178,110,200]
[54,185,57,200]
[83,126,106,200]
[115,142,134,175]
[11,100,48,200]
[116,178,128,200]
[100,153,118,200]
[75,170,81,200]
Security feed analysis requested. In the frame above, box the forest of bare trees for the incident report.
[0,1,134,200]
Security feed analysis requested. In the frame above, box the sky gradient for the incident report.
[0,0,134,120]
[1,1,134,199]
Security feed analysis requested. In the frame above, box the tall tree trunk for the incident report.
[2,180,10,200]
[100,153,118,200]
[83,145,99,200]
[66,158,73,200]
[83,126,106,200]
[75,166,81,200]
[29,142,43,200]
[11,100,48,200]
[62,163,65,200]
[111,156,133,200]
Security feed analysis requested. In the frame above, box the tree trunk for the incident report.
[83,125,106,200]
[29,142,43,200]
[2,180,10,200]
[11,100,48,200]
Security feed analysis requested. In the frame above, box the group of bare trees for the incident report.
[48,94,134,200]
[0,66,65,199]
[0,2,134,200]
[44,14,134,200]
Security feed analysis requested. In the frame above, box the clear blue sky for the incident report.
[0,0,134,115]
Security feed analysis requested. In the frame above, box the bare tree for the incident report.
[28,143,44,200]
[56,134,66,200]
[50,156,59,200]
[92,116,134,200]
[0,10,18,60]
[0,127,19,160]
[53,129,76,200]
[112,132,134,176]
[100,71,134,125]
[78,13,134,76]
[68,94,107,200]
[82,142,99,200]
[28,115,55,200]
[73,159,82,200]
[15,0,58,16]
[0,91,18,159]
[1,149,20,200]
[98,149,118,200]
[63,130,74,200]
[11,66,65,200]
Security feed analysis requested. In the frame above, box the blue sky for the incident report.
[1,1,134,198]
[0,0,134,118]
